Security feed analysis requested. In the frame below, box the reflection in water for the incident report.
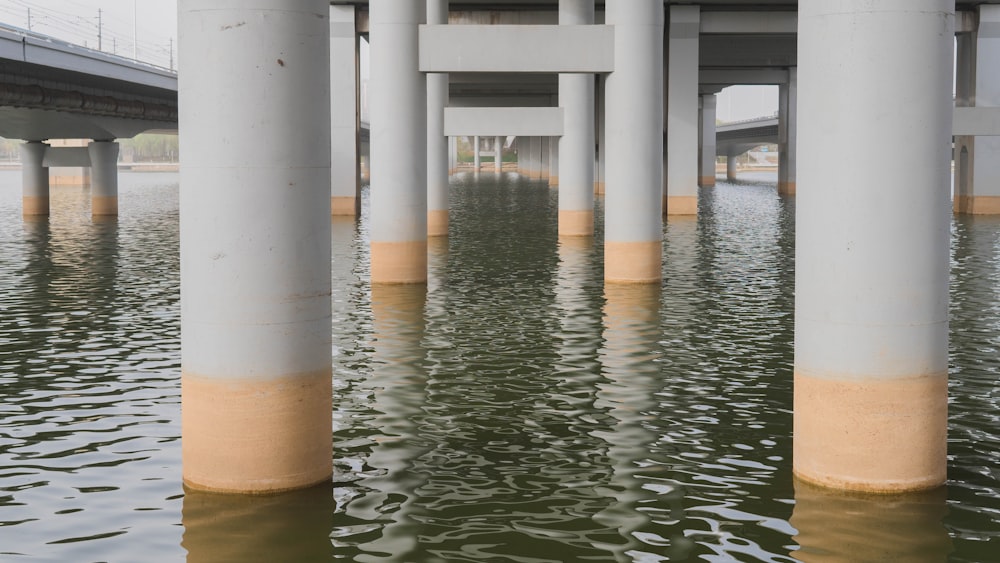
[596,284,665,561]
[344,285,429,562]
[181,482,335,561]
[791,480,951,562]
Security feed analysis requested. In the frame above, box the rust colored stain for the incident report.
[793,371,948,493]
[664,195,698,216]
[22,196,49,216]
[777,181,796,196]
[954,194,1000,215]
[277,59,285,67]
[92,195,118,216]
[604,240,662,284]
[330,196,358,217]
[427,209,449,237]
[182,370,332,494]
[371,240,428,284]
[558,210,594,237]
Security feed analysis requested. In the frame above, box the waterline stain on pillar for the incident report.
[954,195,1000,214]
[428,209,449,238]
[331,195,359,216]
[371,240,429,284]
[793,372,947,493]
[182,371,332,494]
[558,210,594,237]
[665,195,697,216]
[604,241,662,283]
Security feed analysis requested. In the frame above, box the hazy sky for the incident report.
[0,0,177,67]
[0,1,777,122]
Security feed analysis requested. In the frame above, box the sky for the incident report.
[0,1,778,122]
[0,0,177,68]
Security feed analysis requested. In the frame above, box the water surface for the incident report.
[0,170,998,561]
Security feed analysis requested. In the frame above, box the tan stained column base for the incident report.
[665,195,697,216]
[22,196,49,216]
[954,195,1000,214]
[330,196,358,216]
[778,181,796,196]
[181,371,333,494]
[604,241,662,283]
[594,181,605,195]
[558,210,594,237]
[92,196,118,216]
[371,240,428,284]
[549,175,559,186]
[428,210,449,237]
[698,176,716,187]
[793,371,947,493]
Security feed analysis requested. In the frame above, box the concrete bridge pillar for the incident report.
[595,75,606,195]
[448,136,457,175]
[370,0,427,283]
[558,0,595,235]
[473,135,481,172]
[330,5,360,216]
[495,136,504,173]
[795,0,953,492]
[20,141,49,217]
[177,0,332,493]
[778,67,798,196]
[540,136,550,181]
[427,0,449,236]
[89,141,119,217]
[726,154,737,182]
[547,136,558,183]
[664,5,699,216]
[954,6,1000,214]
[698,94,717,187]
[604,0,663,282]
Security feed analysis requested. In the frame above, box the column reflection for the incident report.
[181,482,335,561]
[791,480,951,562]
[594,284,663,560]
[349,285,429,562]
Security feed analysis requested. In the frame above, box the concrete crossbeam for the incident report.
[419,25,613,73]
[954,107,1000,136]
[444,107,564,137]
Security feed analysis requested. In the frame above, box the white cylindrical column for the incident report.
[20,141,49,216]
[778,67,798,196]
[604,0,663,282]
[178,0,332,493]
[370,0,427,283]
[558,0,595,236]
[427,0,449,237]
[795,0,953,493]
[89,141,119,216]
[954,6,1000,214]
[473,135,481,172]
[494,135,503,173]
[726,154,737,181]
[540,136,550,181]
[330,5,360,216]
[699,94,717,187]
[664,5,700,216]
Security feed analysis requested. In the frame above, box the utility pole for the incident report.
[97,8,103,51]
[169,37,174,70]
[132,1,137,60]
[26,8,31,31]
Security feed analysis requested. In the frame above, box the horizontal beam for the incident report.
[954,107,1000,136]
[700,12,797,34]
[700,68,788,86]
[43,146,91,167]
[444,107,563,136]
[419,25,613,73]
